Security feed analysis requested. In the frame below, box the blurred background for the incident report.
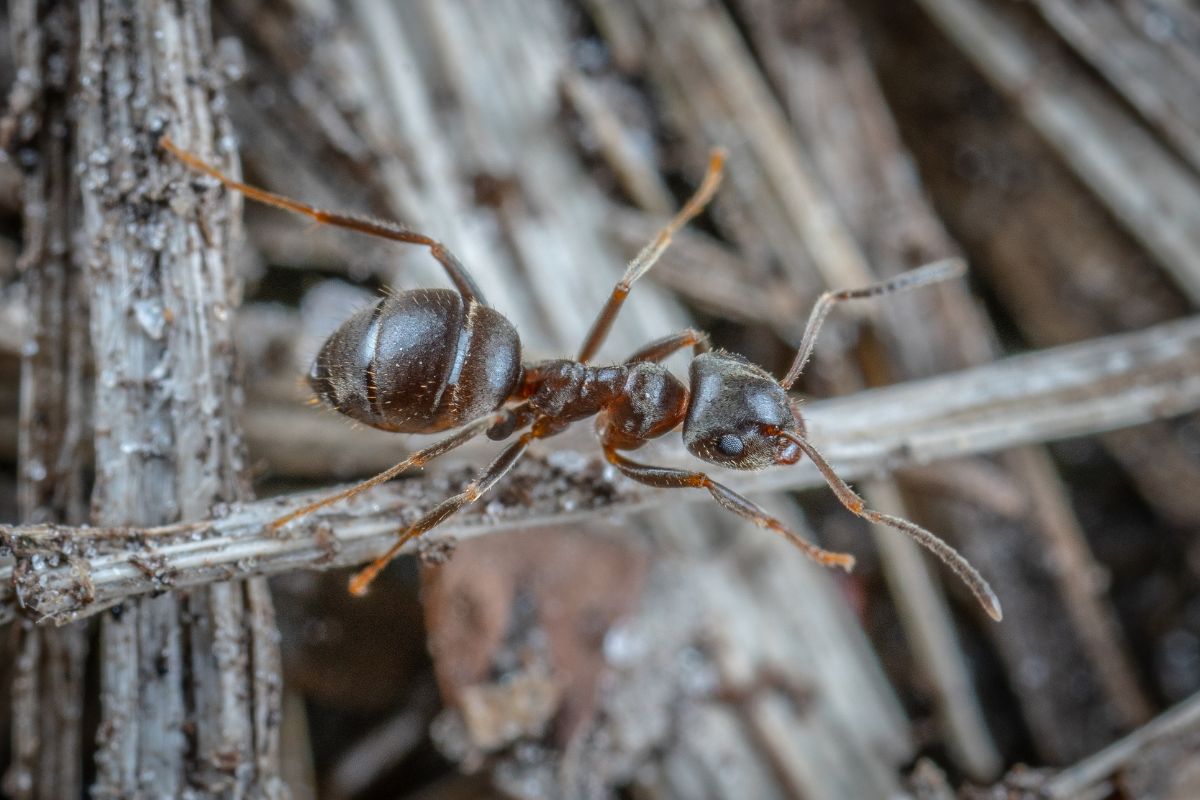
[3,0,1200,798]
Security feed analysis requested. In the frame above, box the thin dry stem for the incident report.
[0,314,1198,621]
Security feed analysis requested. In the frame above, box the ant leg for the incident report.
[485,401,536,441]
[785,432,1002,621]
[603,447,856,570]
[578,150,726,363]
[625,328,711,364]
[780,257,966,390]
[159,137,487,305]
[268,410,510,531]
[349,420,562,595]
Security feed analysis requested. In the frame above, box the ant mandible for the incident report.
[161,137,1001,621]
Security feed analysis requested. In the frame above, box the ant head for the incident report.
[682,352,802,470]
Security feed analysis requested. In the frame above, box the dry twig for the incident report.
[2,315,1199,622]
[914,0,1200,304]
[1045,691,1200,800]
[1028,0,1200,175]
[1,1,286,796]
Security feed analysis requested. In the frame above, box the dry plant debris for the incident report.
[3,0,1200,797]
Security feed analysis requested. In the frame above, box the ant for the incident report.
[161,138,1001,621]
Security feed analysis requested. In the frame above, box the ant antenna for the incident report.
[786,430,1002,621]
[780,258,966,390]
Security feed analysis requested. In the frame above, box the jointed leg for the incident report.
[785,431,1002,621]
[578,150,726,363]
[268,411,509,531]
[603,447,855,570]
[160,137,488,305]
[780,257,965,390]
[625,328,710,364]
[349,422,556,595]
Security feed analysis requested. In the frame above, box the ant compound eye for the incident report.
[717,435,744,458]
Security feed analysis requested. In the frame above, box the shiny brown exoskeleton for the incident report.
[307,288,523,434]
[162,138,1001,620]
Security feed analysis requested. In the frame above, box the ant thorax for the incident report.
[522,360,688,450]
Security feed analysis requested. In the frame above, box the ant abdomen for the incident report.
[308,288,523,434]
